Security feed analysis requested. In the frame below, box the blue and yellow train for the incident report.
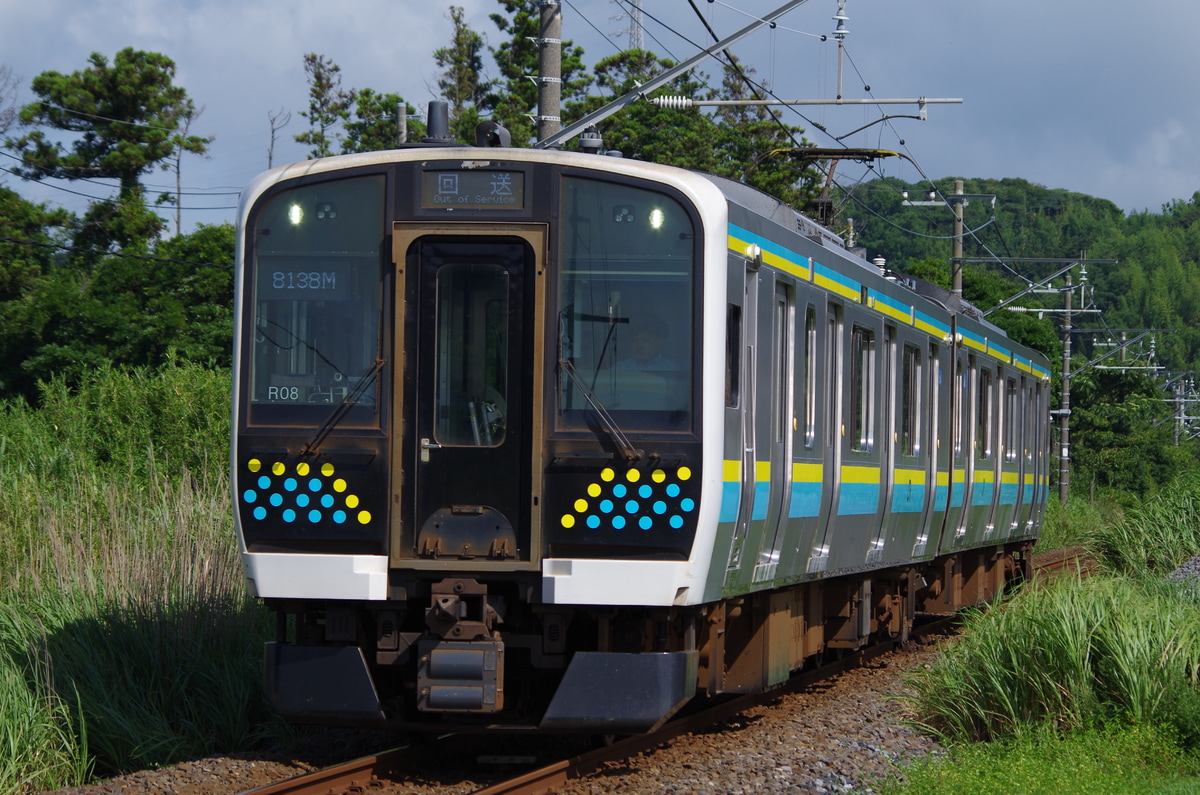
[232,114,1050,732]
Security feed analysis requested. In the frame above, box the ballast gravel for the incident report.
[39,642,944,795]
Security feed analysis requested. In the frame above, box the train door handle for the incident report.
[420,437,442,462]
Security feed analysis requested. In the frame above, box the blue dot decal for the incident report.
[241,460,366,527]
[556,466,699,536]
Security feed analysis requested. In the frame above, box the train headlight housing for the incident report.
[287,203,304,225]
[648,207,665,230]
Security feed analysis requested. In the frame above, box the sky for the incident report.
[2,0,1199,235]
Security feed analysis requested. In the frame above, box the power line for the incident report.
[0,166,240,211]
[0,234,231,270]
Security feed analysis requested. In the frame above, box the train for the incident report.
[231,107,1051,733]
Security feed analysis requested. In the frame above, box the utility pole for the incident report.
[536,1,562,144]
[1059,273,1072,503]
[951,180,964,298]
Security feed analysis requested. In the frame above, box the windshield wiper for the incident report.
[300,358,385,457]
[559,358,642,462]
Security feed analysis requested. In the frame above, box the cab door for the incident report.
[392,225,545,567]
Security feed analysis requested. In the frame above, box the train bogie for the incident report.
[233,119,1050,732]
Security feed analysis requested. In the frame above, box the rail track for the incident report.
[239,550,1090,795]
[241,617,959,795]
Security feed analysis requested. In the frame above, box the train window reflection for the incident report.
[433,263,509,446]
[850,326,875,452]
[557,177,695,431]
[248,175,384,426]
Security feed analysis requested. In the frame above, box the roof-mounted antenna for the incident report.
[422,101,454,144]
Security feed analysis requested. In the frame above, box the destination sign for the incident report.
[421,169,525,210]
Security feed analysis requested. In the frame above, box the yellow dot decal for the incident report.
[357,511,371,525]
[561,514,576,528]
[247,459,261,473]
[574,498,589,513]
[678,466,692,481]
[601,468,615,482]
[321,462,335,476]
[346,494,360,509]
[587,483,602,498]
[296,462,310,476]
[652,469,666,483]
[626,468,640,483]
[334,479,347,492]
[272,461,286,476]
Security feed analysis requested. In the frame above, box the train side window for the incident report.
[1005,377,1018,462]
[726,304,741,408]
[977,367,993,460]
[850,326,875,452]
[804,307,816,448]
[901,344,920,457]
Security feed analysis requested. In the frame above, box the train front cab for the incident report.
[233,152,728,732]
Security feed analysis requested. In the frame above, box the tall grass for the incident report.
[0,364,281,791]
[904,574,1200,746]
[1038,493,1121,552]
[1085,471,1200,576]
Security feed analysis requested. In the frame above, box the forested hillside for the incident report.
[846,176,1200,374]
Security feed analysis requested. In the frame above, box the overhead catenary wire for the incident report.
[0,234,231,270]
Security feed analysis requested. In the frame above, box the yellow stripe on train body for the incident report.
[893,468,925,486]
[841,465,880,484]
[793,462,823,482]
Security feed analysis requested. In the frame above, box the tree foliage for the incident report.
[294,53,352,158]
[5,49,210,257]
[434,5,492,143]
[0,224,233,403]
[6,49,209,197]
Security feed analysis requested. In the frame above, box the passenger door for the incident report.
[392,226,545,567]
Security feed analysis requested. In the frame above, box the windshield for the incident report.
[247,174,385,427]
[557,176,696,432]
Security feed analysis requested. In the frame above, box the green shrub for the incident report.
[904,574,1200,745]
